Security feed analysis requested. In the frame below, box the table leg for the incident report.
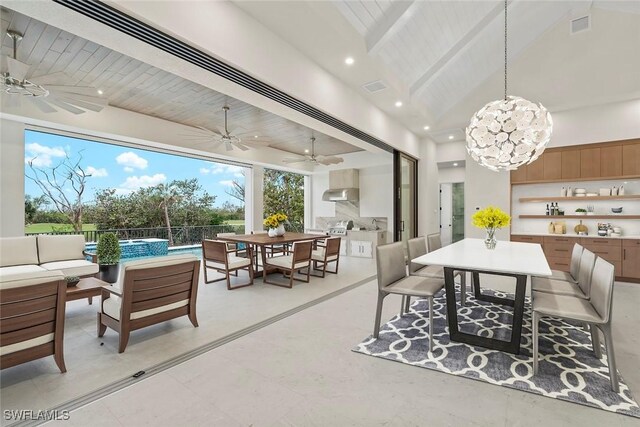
[447,268,527,355]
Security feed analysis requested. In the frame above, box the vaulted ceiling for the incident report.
[236,1,640,141]
[0,8,363,157]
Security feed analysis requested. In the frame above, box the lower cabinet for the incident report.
[622,240,640,280]
[350,240,373,258]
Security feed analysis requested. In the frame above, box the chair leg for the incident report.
[118,329,130,354]
[188,304,199,328]
[532,312,540,375]
[601,324,620,393]
[590,324,602,359]
[53,350,67,374]
[400,296,406,315]
[88,296,93,305]
[428,297,434,353]
[373,292,386,339]
[97,313,107,337]
[404,295,411,313]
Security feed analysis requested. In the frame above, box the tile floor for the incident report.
[39,276,640,427]
[0,256,377,422]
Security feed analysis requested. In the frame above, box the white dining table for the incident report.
[413,238,551,354]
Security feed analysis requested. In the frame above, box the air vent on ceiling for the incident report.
[570,15,590,34]
[362,80,387,93]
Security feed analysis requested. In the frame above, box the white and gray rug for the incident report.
[353,286,640,418]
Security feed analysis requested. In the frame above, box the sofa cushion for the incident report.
[0,270,65,290]
[40,260,98,277]
[265,255,310,270]
[37,235,86,264]
[0,236,39,267]
[102,295,189,321]
[0,333,55,356]
[0,265,48,276]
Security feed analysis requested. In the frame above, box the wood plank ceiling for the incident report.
[0,8,362,157]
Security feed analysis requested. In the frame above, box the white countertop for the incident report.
[348,229,385,233]
[413,238,551,277]
[511,232,640,240]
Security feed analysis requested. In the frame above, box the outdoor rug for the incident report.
[353,285,640,418]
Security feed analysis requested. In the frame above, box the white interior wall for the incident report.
[0,119,25,237]
[438,167,466,184]
[359,164,393,224]
[310,172,335,226]
[417,138,439,236]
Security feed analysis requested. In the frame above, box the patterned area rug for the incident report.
[353,285,640,418]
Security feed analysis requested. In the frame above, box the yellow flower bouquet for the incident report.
[264,213,288,237]
[472,206,510,249]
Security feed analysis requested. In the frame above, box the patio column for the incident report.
[244,166,264,233]
[304,175,311,231]
[0,119,25,237]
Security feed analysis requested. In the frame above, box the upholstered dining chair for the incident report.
[407,236,468,306]
[202,239,254,290]
[216,232,245,257]
[373,242,444,353]
[98,254,200,353]
[311,236,341,278]
[0,270,67,372]
[536,243,583,283]
[532,257,619,392]
[531,248,596,300]
[263,240,313,288]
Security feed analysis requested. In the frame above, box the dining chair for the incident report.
[536,243,583,283]
[263,240,313,288]
[202,239,254,290]
[373,242,444,352]
[407,236,468,306]
[311,236,341,277]
[531,248,596,300]
[216,232,247,257]
[251,230,287,258]
[532,257,618,392]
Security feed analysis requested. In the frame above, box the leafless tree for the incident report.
[25,152,90,232]
[224,180,245,204]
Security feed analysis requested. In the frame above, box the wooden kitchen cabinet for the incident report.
[580,147,600,178]
[510,235,543,244]
[622,240,640,279]
[623,141,640,176]
[561,150,581,179]
[510,165,528,183]
[543,151,562,180]
[600,145,622,177]
[329,169,359,189]
[527,156,544,181]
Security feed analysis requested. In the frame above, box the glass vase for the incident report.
[484,228,497,250]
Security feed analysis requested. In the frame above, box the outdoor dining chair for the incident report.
[263,240,313,288]
[202,239,254,290]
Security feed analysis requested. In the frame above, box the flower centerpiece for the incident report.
[264,213,288,237]
[472,206,511,250]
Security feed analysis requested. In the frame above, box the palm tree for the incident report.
[152,184,181,246]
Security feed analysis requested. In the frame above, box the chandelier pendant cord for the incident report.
[504,0,508,100]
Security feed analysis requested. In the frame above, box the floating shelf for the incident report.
[519,215,640,219]
[519,195,640,202]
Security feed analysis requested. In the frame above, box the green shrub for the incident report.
[96,233,121,265]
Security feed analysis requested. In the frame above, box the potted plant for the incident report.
[472,206,511,250]
[264,213,288,237]
[575,208,587,216]
[96,232,121,283]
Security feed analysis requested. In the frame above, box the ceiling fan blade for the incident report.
[2,92,22,108]
[48,97,85,114]
[282,157,307,164]
[7,57,31,82]
[316,156,344,165]
[225,141,234,151]
[234,142,251,151]
[53,95,106,112]
[50,91,107,106]
[30,98,57,113]
[44,85,103,97]
[30,72,72,85]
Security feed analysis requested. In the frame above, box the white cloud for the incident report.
[116,151,148,170]
[86,166,108,177]
[119,173,166,191]
[123,167,134,173]
[199,167,211,175]
[219,180,235,187]
[24,143,66,167]
[203,164,246,178]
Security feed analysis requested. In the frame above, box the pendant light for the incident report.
[465,0,552,172]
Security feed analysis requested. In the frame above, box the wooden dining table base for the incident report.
[444,267,527,355]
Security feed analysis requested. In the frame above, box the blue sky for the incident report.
[24,130,245,206]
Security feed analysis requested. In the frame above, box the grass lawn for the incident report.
[225,220,245,225]
[25,223,97,233]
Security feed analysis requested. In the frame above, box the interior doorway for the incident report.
[440,182,464,245]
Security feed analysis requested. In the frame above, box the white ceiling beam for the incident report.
[365,0,419,55]
[410,0,513,96]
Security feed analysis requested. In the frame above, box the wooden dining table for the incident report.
[215,233,327,278]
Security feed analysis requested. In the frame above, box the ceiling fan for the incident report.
[182,106,271,151]
[283,137,344,166]
[1,31,108,115]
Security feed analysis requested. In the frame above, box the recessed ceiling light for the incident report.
[395,101,403,107]
[97,89,103,95]
[423,126,430,130]
[453,162,458,167]
[448,135,454,140]
[304,149,309,153]
[254,135,258,138]
[345,57,354,65]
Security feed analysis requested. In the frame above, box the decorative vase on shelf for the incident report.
[484,228,497,250]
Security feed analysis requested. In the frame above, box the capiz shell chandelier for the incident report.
[465,0,552,172]
[466,96,552,171]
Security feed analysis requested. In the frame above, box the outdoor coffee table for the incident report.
[66,277,109,305]
[412,238,551,355]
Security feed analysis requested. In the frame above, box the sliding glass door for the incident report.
[394,152,417,244]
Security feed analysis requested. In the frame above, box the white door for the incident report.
[440,183,453,246]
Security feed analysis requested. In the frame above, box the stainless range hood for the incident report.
[322,188,359,201]
[322,169,359,202]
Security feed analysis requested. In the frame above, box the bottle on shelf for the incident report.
[546,204,550,215]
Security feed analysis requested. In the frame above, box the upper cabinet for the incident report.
[510,139,640,184]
